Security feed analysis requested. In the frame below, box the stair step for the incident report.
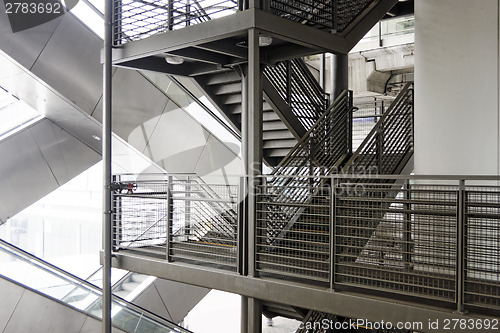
[263,130,295,140]
[263,112,280,121]
[263,120,288,131]
[266,148,292,157]
[212,82,242,95]
[220,94,242,105]
[202,71,240,85]
[263,139,297,149]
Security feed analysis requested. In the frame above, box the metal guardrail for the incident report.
[112,0,378,44]
[268,0,375,33]
[113,0,239,44]
[112,174,500,314]
[113,175,239,270]
[344,82,414,175]
[264,58,328,131]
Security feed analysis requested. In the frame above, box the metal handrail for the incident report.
[264,58,328,130]
[0,239,192,333]
[345,82,413,168]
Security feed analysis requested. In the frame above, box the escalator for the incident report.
[0,239,192,333]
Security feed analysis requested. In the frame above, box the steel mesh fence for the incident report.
[334,180,458,302]
[464,186,500,310]
[256,181,331,283]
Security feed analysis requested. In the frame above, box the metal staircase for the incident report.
[256,82,414,283]
[192,58,327,166]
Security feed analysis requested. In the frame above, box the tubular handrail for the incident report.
[0,239,192,333]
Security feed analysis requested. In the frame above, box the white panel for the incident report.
[3,287,88,332]
[194,135,242,184]
[132,283,174,321]
[92,69,171,142]
[0,119,100,222]
[0,7,63,70]
[414,0,500,175]
[150,279,210,324]
[0,278,24,332]
[0,121,60,222]
[30,14,103,115]
[30,120,100,185]
[0,52,103,154]
[133,104,211,173]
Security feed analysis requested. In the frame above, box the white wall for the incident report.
[414,0,500,175]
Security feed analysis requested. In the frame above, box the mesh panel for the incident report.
[113,0,238,44]
[464,187,500,309]
[334,182,458,301]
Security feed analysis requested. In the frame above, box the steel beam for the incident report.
[112,11,254,64]
[111,252,499,333]
[196,40,248,59]
[166,47,231,65]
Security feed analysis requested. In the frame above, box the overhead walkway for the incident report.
[0,239,193,333]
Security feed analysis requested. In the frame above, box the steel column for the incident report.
[329,53,348,102]
[241,296,248,333]
[102,0,113,330]
[245,28,263,277]
[247,297,262,333]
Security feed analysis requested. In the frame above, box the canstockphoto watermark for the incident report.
[300,318,425,332]
[3,0,79,33]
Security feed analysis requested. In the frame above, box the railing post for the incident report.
[403,179,412,270]
[237,176,248,275]
[348,91,353,155]
[167,0,174,30]
[166,176,173,262]
[329,176,337,290]
[332,0,338,33]
[456,179,466,313]
[112,175,120,250]
[185,177,191,237]
[286,61,292,105]
[186,0,191,26]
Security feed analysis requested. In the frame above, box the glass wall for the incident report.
[0,162,103,278]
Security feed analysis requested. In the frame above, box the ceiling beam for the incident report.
[116,57,190,76]
[196,40,248,59]
[166,47,231,65]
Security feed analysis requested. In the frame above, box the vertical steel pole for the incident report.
[166,176,173,262]
[247,27,263,277]
[456,179,466,313]
[102,0,113,331]
[240,28,263,333]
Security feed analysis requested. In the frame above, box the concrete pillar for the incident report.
[414,0,500,175]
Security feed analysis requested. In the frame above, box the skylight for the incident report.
[69,0,104,39]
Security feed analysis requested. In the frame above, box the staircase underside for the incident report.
[112,1,399,74]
